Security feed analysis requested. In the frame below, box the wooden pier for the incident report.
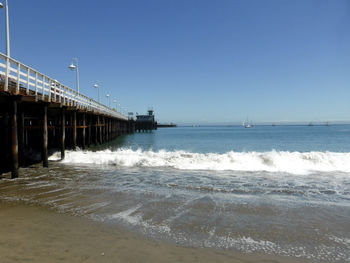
[0,53,134,178]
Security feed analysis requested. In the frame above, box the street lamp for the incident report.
[93,83,100,104]
[113,98,117,111]
[106,93,110,108]
[68,58,79,93]
[0,0,10,56]
[1,0,10,91]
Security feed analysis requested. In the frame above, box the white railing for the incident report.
[0,52,127,120]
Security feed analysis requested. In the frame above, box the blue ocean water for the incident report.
[111,124,350,153]
[2,125,350,262]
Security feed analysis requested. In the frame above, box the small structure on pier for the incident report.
[135,109,157,132]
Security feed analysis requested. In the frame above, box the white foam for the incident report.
[49,148,350,175]
[108,205,143,225]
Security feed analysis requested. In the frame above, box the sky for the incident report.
[0,0,349,124]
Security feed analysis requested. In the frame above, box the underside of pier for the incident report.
[0,84,135,178]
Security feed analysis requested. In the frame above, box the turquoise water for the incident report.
[1,125,350,262]
[113,125,350,153]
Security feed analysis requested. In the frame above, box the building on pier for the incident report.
[135,109,157,132]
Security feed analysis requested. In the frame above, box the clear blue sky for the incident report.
[1,0,349,124]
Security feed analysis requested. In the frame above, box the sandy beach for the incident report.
[0,201,314,263]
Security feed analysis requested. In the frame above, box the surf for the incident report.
[49,148,350,175]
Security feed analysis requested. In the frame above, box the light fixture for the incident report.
[68,63,76,71]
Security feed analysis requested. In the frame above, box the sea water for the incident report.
[1,125,350,262]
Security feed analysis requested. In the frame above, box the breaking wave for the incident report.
[49,149,350,175]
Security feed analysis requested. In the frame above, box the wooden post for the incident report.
[94,115,98,145]
[106,118,109,142]
[88,115,91,147]
[61,108,65,160]
[42,105,48,168]
[109,119,110,139]
[98,115,102,144]
[82,113,86,149]
[11,101,19,178]
[73,111,77,150]
[117,120,119,136]
[19,109,25,167]
[112,119,114,139]
[0,113,8,174]
[112,119,115,139]
[102,117,105,143]
[104,117,107,142]
[69,114,73,147]
[109,119,112,139]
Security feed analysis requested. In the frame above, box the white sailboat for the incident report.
[243,118,252,128]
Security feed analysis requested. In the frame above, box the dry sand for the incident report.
[0,201,312,263]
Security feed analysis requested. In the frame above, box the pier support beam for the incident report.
[107,118,110,141]
[60,108,65,160]
[88,115,91,147]
[106,118,109,142]
[98,116,102,144]
[94,115,98,145]
[42,105,48,168]
[82,113,86,149]
[11,101,19,178]
[73,111,77,150]
[19,109,25,167]
[102,117,105,143]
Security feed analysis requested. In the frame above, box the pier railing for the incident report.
[0,52,127,120]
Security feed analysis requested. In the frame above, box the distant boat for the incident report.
[308,122,314,126]
[243,118,252,128]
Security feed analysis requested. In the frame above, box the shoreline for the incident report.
[0,201,313,263]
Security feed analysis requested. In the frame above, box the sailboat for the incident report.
[243,118,252,128]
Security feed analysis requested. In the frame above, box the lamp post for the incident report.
[68,58,79,94]
[0,0,10,56]
[93,83,100,104]
[113,99,117,111]
[106,94,110,108]
[0,0,10,91]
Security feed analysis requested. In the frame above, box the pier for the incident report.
[0,53,134,179]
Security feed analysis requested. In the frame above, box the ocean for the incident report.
[1,125,350,262]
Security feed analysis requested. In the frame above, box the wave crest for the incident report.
[49,149,350,175]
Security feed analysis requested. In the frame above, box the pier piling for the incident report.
[19,109,25,167]
[88,115,91,147]
[73,111,77,150]
[82,113,86,149]
[98,116,102,144]
[42,105,48,168]
[61,108,65,160]
[94,115,98,145]
[11,101,19,178]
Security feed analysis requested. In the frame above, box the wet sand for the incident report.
[0,201,313,263]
